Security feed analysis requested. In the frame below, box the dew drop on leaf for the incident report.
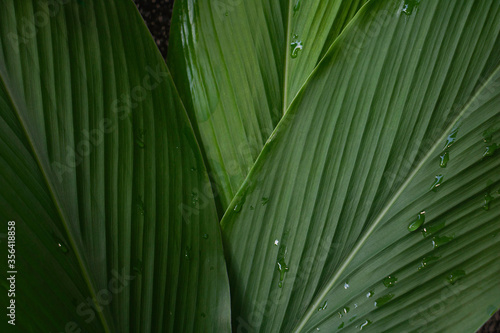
[432,235,454,248]
[56,241,69,254]
[382,275,397,288]
[202,233,209,239]
[401,0,421,16]
[359,319,372,330]
[447,269,466,285]
[483,193,493,211]
[137,196,145,216]
[344,281,350,289]
[184,246,192,261]
[233,201,244,212]
[277,245,289,288]
[430,175,444,191]
[338,322,344,329]
[375,293,394,307]
[421,221,445,238]
[408,211,425,232]
[291,40,303,58]
[439,152,449,168]
[318,300,328,311]
[293,0,300,14]
[366,290,374,298]
[483,144,498,158]
[443,127,458,150]
[135,129,145,148]
[417,256,440,271]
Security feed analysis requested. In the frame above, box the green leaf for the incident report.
[168,0,367,209]
[0,1,230,332]
[220,0,500,331]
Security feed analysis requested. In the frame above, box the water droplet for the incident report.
[250,205,255,210]
[343,307,350,314]
[432,235,454,248]
[483,128,497,143]
[318,300,328,311]
[439,152,449,168]
[375,293,394,307]
[274,239,279,246]
[261,197,269,205]
[483,144,498,158]
[137,196,145,216]
[483,193,493,211]
[366,291,374,298]
[316,328,320,331]
[382,275,397,288]
[430,175,444,191]
[133,259,143,275]
[277,245,289,288]
[191,191,199,205]
[401,0,421,16]
[344,281,350,289]
[233,200,244,212]
[338,322,344,329]
[184,246,192,261]
[293,0,300,14]
[417,256,440,271]
[190,167,196,172]
[408,211,425,232]
[202,233,209,239]
[443,127,458,150]
[421,221,445,238]
[447,269,466,284]
[135,129,145,148]
[57,241,69,253]
[360,320,372,330]
[291,40,303,58]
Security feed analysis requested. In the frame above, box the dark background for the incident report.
[132,0,499,331]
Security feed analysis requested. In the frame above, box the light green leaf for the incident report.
[0,1,230,332]
[220,0,500,332]
[168,0,367,209]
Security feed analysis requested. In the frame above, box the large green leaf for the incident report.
[220,0,500,331]
[0,1,230,332]
[167,0,367,209]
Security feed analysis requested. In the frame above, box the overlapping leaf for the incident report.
[0,1,230,332]
[168,0,367,208]
[220,0,500,331]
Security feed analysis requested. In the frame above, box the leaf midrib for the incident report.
[291,62,500,333]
